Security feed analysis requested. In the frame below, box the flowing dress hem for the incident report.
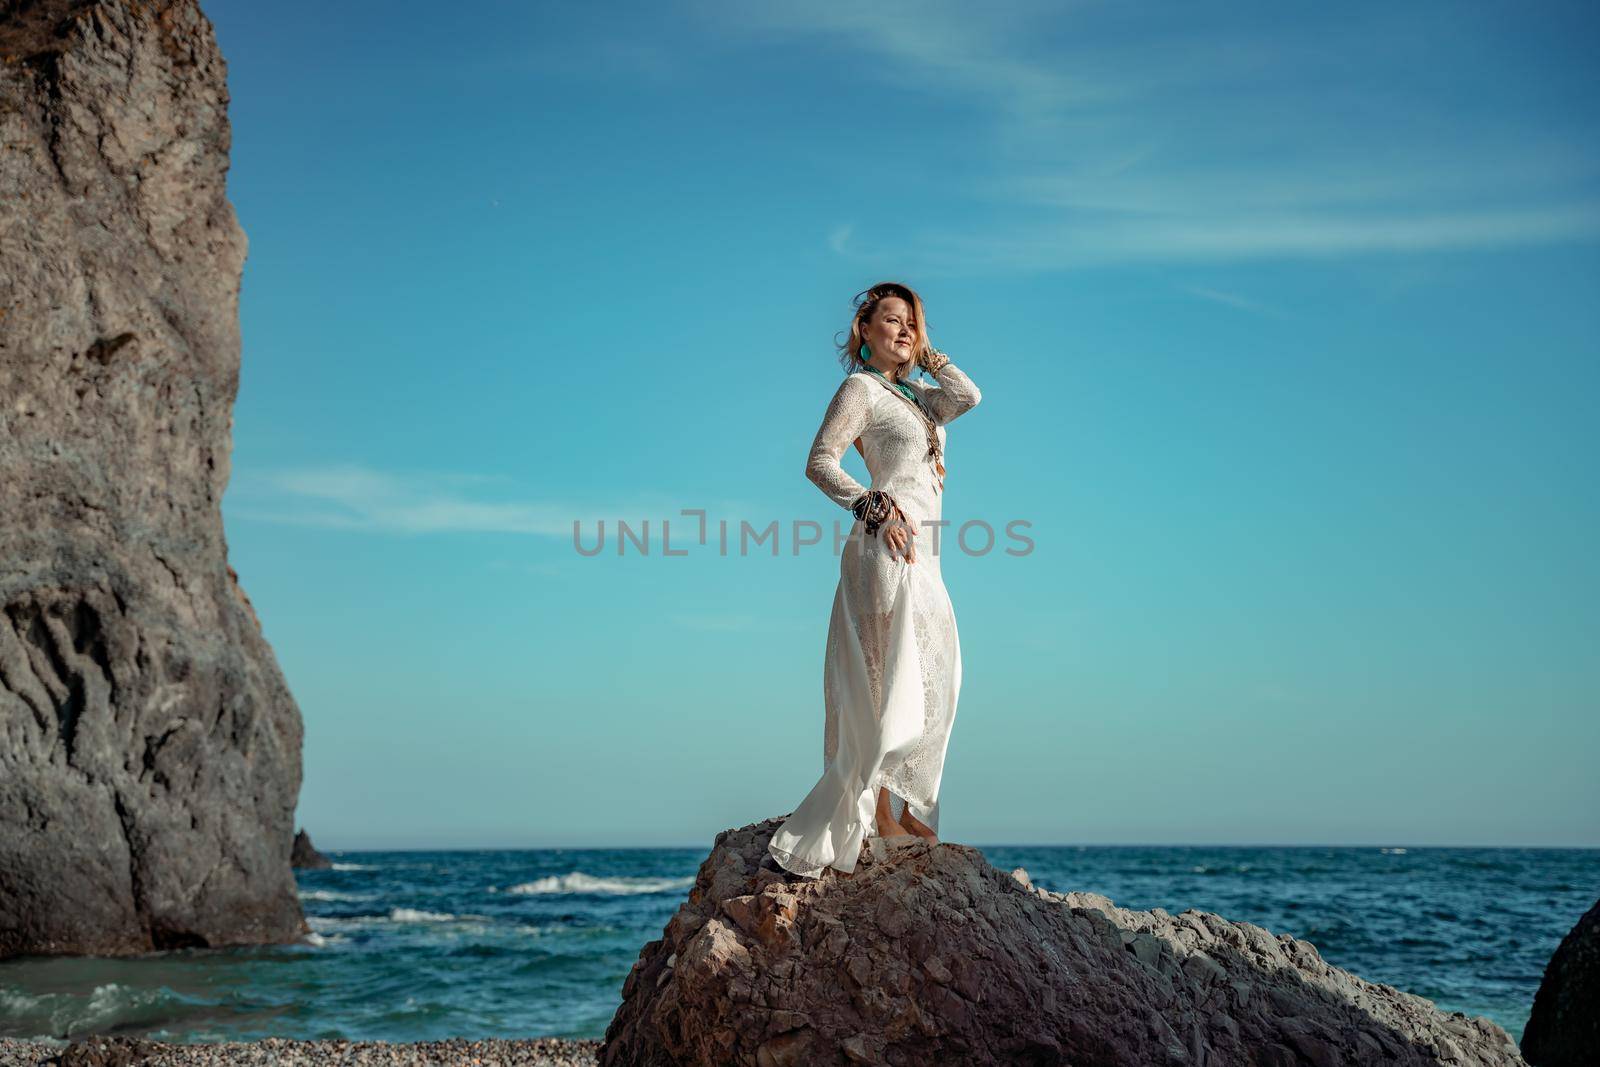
[767,773,942,880]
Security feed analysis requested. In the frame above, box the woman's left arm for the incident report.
[912,353,982,425]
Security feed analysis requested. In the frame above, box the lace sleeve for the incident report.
[910,361,982,425]
[805,374,874,510]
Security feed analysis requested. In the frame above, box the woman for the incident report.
[768,281,982,879]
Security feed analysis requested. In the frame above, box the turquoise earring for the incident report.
[859,343,871,362]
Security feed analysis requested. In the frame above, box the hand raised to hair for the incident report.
[917,346,951,374]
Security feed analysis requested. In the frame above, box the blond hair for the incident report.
[835,281,932,384]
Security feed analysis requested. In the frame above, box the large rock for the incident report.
[1521,896,1600,1066]
[290,827,332,870]
[0,0,307,956]
[602,819,1526,1067]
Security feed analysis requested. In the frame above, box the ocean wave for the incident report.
[329,862,370,871]
[298,889,375,902]
[0,986,47,1012]
[74,983,140,1030]
[389,908,461,923]
[501,872,695,896]
[306,909,492,930]
[0,981,178,1038]
[301,930,349,946]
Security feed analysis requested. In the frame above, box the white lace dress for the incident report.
[768,361,982,877]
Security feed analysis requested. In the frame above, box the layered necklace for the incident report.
[861,364,946,494]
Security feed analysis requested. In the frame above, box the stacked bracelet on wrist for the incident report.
[850,489,896,537]
[920,348,951,374]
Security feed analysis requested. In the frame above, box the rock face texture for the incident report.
[290,828,331,870]
[0,0,307,956]
[1521,896,1600,1066]
[602,819,1527,1067]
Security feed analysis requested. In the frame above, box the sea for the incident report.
[2,845,1595,1049]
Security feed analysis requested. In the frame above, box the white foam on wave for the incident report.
[389,907,457,922]
[298,889,375,902]
[0,985,136,1042]
[0,986,48,1012]
[75,983,131,1028]
[330,862,370,871]
[308,910,489,933]
[504,871,696,896]
[61,983,161,1031]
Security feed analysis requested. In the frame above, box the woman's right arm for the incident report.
[911,355,981,425]
[805,375,874,510]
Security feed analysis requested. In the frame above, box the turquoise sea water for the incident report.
[1,845,1594,1047]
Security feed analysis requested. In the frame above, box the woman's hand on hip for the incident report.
[882,503,917,564]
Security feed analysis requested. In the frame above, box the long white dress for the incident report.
[768,361,982,878]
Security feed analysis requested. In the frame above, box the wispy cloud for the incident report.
[715,0,1115,115]
[230,464,578,535]
[226,462,778,541]
[708,1,1600,267]
[1179,284,1278,317]
[906,202,1600,274]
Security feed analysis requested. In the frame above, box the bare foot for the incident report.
[875,813,914,841]
[900,810,939,842]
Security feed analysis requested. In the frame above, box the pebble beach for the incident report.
[0,1037,601,1067]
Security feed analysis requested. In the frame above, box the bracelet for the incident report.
[849,489,896,537]
[921,348,951,374]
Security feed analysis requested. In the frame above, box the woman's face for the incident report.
[863,296,918,368]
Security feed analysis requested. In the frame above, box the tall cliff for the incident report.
[0,0,307,955]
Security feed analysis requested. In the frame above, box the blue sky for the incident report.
[207,0,1599,849]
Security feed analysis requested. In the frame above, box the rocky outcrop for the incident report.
[0,0,307,956]
[1521,896,1600,1066]
[602,819,1526,1067]
[290,828,331,870]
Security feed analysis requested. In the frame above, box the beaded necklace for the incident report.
[863,364,919,406]
[860,364,946,494]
